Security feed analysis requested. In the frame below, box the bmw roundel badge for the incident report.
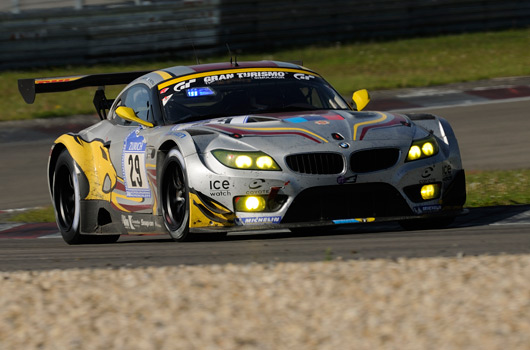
[339,142,350,149]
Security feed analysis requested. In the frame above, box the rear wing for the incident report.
[18,71,151,119]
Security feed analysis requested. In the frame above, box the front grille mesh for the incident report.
[285,153,344,175]
[350,148,400,173]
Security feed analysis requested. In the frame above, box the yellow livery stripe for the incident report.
[35,76,83,84]
[353,112,388,141]
[153,70,173,80]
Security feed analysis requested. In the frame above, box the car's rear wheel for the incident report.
[161,149,191,242]
[53,150,120,244]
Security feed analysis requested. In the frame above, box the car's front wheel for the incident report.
[161,149,191,242]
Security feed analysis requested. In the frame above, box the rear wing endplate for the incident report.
[18,71,151,105]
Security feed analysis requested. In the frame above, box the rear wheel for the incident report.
[53,150,119,244]
[161,149,191,242]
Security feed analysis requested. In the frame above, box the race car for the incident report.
[18,60,466,244]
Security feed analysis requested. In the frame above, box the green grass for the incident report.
[9,206,55,223]
[465,169,530,207]
[8,169,529,223]
[2,28,529,121]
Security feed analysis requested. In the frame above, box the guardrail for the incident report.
[1,0,529,70]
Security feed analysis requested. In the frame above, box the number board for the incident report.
[122,129,151,198]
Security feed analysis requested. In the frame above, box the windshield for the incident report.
[159,70,350,124]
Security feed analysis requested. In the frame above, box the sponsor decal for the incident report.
[247,179,269,194]
[413,204,442,214]
[160,87,169,94]
[422,166,434,178]
[442,164,453,181]
[209,180,231,197]
[168,127,187,138]
[204,73,235,85]
[162,94,173,106]
[174,79,196,92]
[121,215,158,230]
[419,179,437,184]
[249,179,266,189]
[122,215,140,230]
[293,73,315,81]
[122,129,151,198]
[204,71,286,84]
[210,180,230,190]
[236,71,285,79]
[337,174,357,184]
[236,216,282,225]
[315,120,329,125]
[333,218,375,224]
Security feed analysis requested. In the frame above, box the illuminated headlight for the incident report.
[406,137,439,161]
[212,150,281,170]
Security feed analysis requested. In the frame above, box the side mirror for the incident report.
[352,89,370,111]
[115,106,153,128]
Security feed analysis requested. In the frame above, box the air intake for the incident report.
[286,153,344,175]
[350,148,400,173]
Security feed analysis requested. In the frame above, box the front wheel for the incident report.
[161,149,191,242]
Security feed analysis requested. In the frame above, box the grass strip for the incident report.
[465,169,530,207]
[7,170,529,223]
[2,28,530,121]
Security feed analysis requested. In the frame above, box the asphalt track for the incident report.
[0,83,529,271]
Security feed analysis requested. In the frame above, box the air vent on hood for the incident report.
[286,153,344,175]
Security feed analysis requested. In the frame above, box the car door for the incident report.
[106,83,155,213]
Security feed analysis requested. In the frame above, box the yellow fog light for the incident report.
[256,156,274,169]
[420,184,440,200]
[235,196,267,212]
[422,142,434,156]
[408,145,422,161]
[235,155,252,168]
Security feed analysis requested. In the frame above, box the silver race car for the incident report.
[19,61,466,244]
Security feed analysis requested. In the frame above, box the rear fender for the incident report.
[52,134,117,202]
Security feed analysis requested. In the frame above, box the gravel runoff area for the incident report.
[1,255,529,350]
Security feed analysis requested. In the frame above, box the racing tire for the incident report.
[161,149,192,242]
[53,150,120,245]
[398,217,455,231]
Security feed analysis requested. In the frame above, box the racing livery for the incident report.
[18,61,466,244]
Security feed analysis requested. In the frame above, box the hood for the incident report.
[174,110,419,152]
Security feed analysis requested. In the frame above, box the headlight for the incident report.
[406,136,439,162]
[212,150,281,170]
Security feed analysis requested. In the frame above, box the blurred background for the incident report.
[2,0,530,70]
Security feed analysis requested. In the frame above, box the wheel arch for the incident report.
[48,142,67,196]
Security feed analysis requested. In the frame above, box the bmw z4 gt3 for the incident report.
[18,61,466,244]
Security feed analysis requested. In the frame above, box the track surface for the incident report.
[0,82,529,271]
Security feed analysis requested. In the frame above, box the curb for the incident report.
[369,76,530,111]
